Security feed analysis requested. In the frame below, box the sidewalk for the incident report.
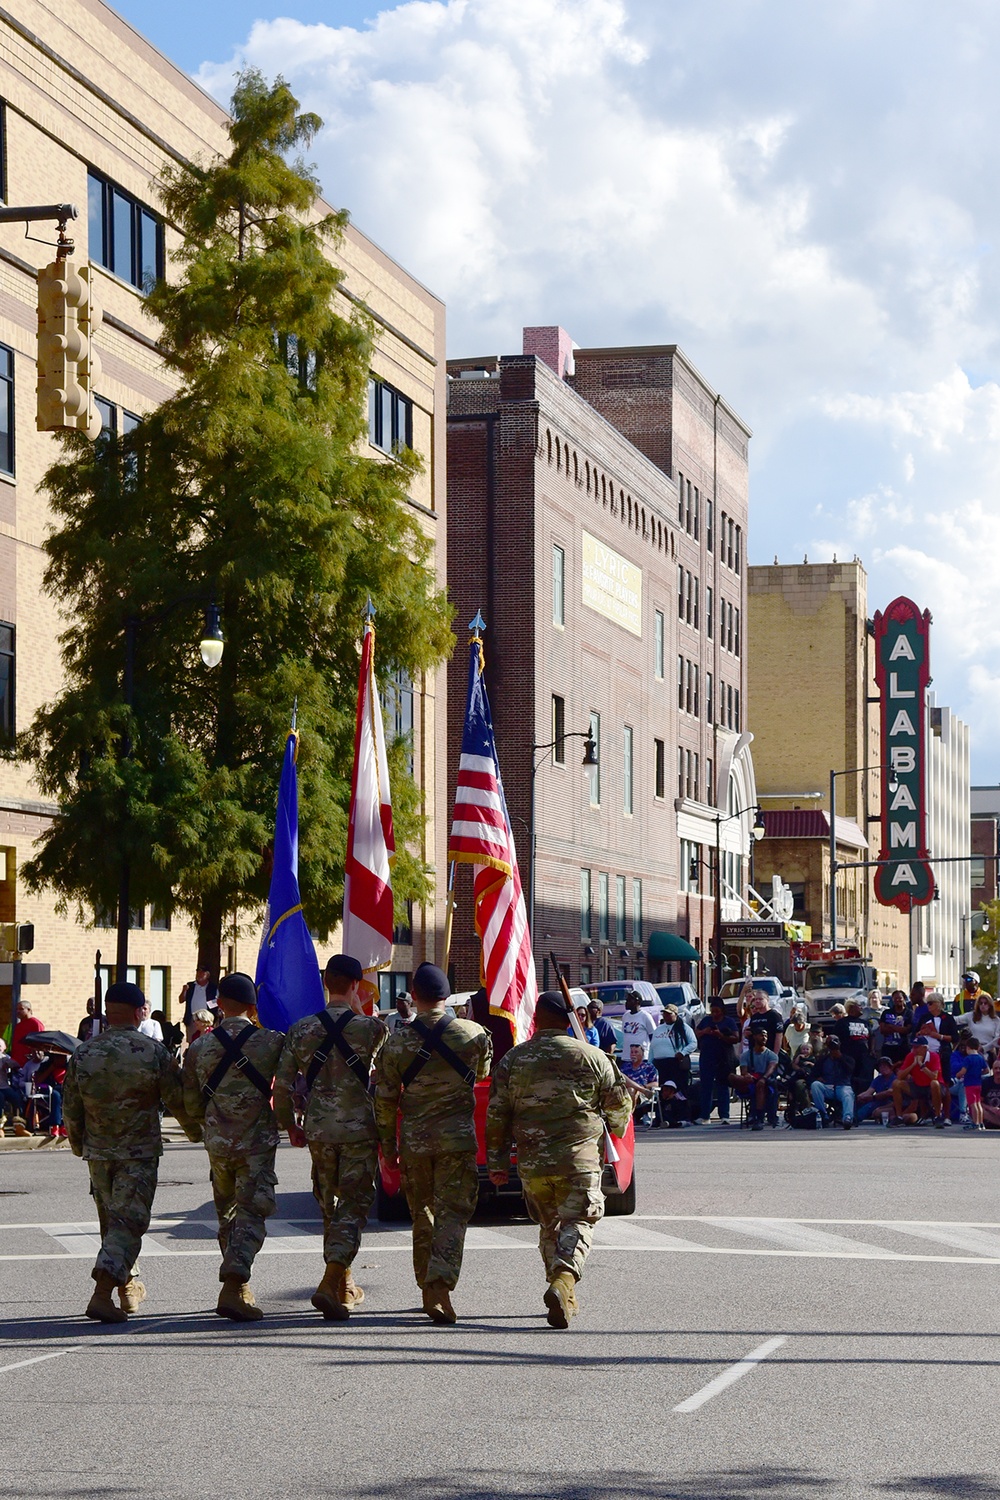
[0,1132,68,1152]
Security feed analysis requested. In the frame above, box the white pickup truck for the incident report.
[801,958,877,1017]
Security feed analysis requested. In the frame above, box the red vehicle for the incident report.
[376,1079,636,1221]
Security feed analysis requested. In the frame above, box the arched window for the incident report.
[546,429,552,464]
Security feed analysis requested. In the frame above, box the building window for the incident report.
[971,857,987,887]
[677,565,685,618]
[94,906,115,929]
[598,872,609,942]
[735,689,741,732]
[693,487,699,541]
[633,878,643,942]
[677,471,685,525]
[623,725,634,815]
[0,102,6,203]
[150,906,171,932]
[706,758,714,806]
[148,966,168,1015]
[367,376,413,453]
[384,668,414,775]
[706,499,713,551]
[677,746,684,799]
[0,622,13,742]
[678,654,685,710]
[589,711,601,806]
[552,543,565,626]
[0,344,12,477]
[693,752,700,802]
[693,576,699,630]
[393,901,413,945]
[735,607,741,658]
[277,332,318,393]
[654,738,665,800]
[615,875,626,943]
[580,869,592,940]
[681,838,699,893]
[706,586,713,640]
[552,694,565,765]
[707,672,714,726]
[654,610,664,679]
[88,171,163,291]
[735,525,742,574]
[580,964,592,985]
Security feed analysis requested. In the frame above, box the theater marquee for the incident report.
[873,596,934,912]
[581,531,642,637]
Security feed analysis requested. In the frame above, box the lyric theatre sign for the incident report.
[873,596,934,912]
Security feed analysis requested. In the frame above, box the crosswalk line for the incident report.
[890,1224,1000,1258]
[704,1218,897,1258]
[594,1220,703,1249]
[41,1224,104,1256]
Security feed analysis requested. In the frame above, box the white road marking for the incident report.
[41,1224,104,1256]
[594,1220,704,1249]
[673,1337,787,1414]
[704,1218,896,1258]
[0,1348,81,1376]
[889,1224,1000,1258]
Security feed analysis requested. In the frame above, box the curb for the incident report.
[0,1135,69,1152]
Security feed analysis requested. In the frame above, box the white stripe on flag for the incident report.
[458,754,498,776]
[450,821,509,845]
[453,786,504,810]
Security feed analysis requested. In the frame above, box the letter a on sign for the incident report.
[872,597,934,912]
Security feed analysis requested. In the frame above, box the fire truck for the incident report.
[792,942,878,1016]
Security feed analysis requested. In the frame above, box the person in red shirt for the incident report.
[892,1036,945,1127]
[11,1000,43,1068]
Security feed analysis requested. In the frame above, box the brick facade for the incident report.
[446,333,751,996]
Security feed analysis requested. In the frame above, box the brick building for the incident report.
[446,328,754,995]
[0,0,447,1029]
[748,560,907,989]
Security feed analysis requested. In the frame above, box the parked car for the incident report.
[581,978,663,1023]
[655,982,705,1026]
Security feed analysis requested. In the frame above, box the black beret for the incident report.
[218,972,258,1008]
[412,962,451,1002]
[106,982,145,1010]
[536,990,570,1018]
[325,954,363,982]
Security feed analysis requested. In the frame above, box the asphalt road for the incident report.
[2,1125,999,1500]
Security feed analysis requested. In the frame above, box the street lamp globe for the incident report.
[199,603,224,669]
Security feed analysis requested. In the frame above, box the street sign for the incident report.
[720,921,785,946]
[0,962,50,984]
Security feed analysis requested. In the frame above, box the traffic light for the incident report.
[36,258,102,440]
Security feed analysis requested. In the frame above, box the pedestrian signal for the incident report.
[36,259,102,440]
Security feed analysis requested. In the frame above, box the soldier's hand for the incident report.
[489,1169,508,1187]
[288,1124,307,1148]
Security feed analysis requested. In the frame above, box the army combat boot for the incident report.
[118,1279,146,1315]
[343,1268,365,1309]
[543,1271,578,1330]
[311,1262,351,1321]
[422,1280,457,1325]
[86,1270,128,1324]
[217,1276,264,1322]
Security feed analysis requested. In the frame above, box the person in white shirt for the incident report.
[783,1007,812,1058]
[649,1005,697,1092]
[137,1000,163,1042]
[620,992,657,1058]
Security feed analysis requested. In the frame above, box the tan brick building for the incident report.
[0,0,447,1030]
[446,329,754,996]
[748,559,907,988]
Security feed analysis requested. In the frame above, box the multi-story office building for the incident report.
[748,559,908,988]
[0,0,446,1027]
[446,327,754,994]
[918,697,970,998]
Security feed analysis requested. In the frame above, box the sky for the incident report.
[113,0,1000,780]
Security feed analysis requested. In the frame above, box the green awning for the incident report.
[647,931,701,963]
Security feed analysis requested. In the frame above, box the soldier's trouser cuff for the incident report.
[93,1253,132,1286]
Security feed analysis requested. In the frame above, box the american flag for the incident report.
[449,635,537,1042]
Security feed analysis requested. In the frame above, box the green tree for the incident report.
[973,899,1000,998]
[21,70,453,971]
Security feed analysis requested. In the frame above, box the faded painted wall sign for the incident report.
[581,531,642,636]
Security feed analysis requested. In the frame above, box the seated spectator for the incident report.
[29,1050,66,1138]
[650,1006,697,1095]
[587,998,618,1056]
[810,1035,856,1130]
[981,1059,1000,1129]
[695,1000,739,1124]
[834,999,875,1092]
[659,1077,691,1129]
[783,1007,811,1058]
[0,1038,29,1136]
[76,996,108,1042]
[733,1026,780,1131]
[620,1044,660,1127]
[967,997,1000,1062]
[892,1037,945,1127]
[879,992,912,1065]
[855,1058,897,1124]
[785,1043,817,1121]
[11,1000,44,1068]
[569,1002,600,1046]
[189,1008,216,1043]
[740,991,784,1052]
[954,1036,989,1132]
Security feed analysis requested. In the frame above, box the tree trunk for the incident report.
[196,895,226,978]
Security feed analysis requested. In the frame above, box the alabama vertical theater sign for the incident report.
[873,596,935,911]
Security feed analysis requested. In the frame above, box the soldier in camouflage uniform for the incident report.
[375,962,492,1324]
[63,981,202,1324]
[486,989,632,1329]
[274,954,387,1321]
[182,972,284,1322]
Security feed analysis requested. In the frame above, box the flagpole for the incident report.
[441,860,457,973]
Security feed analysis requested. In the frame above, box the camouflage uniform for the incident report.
[182,1018,285,1282]
[274,1004,387,1267]
[63,1027,200,1285]
[375,1011,492,1290]
[486,1032,631,1282]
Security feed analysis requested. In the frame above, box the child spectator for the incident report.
[954,1036,989,1132]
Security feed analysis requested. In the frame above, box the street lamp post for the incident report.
[714,803,766,995]
[529,729,598,949]
[116,595,225,981]
[828,763,898,951]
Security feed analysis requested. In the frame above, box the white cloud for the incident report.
[197,0,1000,775]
